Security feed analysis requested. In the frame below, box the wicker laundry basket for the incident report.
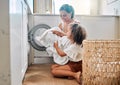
[83,40,120,85]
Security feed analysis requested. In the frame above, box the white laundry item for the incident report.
[46,46,69,65]
[35,27,62,47]
[35,27,72,65]
[46,36,72,65]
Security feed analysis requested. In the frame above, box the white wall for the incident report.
[0,0,10,85]
[33,15,119,40]
[99,0,120,15]
[77,16,119,39]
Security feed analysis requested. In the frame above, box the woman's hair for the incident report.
[59,4,74,19]
[70,23,87,45]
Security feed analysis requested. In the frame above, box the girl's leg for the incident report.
[51,65,82,83]
[51,64,60,70]
[51,64,71,71]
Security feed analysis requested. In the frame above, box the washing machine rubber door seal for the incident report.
[28,24,51,51]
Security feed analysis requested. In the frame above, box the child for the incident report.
[51,23,87,84]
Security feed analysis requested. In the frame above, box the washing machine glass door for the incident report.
[28,24,51,51]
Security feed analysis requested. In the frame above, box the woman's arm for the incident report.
[52,23,66,37]
[54,41,67,57]
[52,30,66,37]
[58,23,62,30]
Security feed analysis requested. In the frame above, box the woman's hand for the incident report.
[52,30,65,37]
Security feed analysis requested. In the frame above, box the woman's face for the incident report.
[60,10,72,22]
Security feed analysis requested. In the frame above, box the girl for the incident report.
[51,23,87,84]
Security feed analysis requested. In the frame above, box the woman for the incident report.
[35,4,79,47]
[52,4,80,37]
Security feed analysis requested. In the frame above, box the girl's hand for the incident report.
[54,41,67,57]
[54,41,58,48]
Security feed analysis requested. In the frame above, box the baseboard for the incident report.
[34,57,54,64]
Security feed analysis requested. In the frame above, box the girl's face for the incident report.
[60,10,72,23]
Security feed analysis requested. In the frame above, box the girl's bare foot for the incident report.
[75,71,82,84]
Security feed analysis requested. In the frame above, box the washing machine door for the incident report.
[28,24,51,51]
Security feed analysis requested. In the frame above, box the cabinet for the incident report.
[10,0,29,85]
[10,0,28,85]
[25,0,33,13]
[21,0,28,80]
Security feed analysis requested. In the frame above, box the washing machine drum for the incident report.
[28,24,51,51]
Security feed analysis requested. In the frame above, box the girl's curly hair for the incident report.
[70,23,87,45]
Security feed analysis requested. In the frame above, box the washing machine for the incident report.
[28,24,54,64]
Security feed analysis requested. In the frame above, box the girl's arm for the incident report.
[54,41,67,57]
